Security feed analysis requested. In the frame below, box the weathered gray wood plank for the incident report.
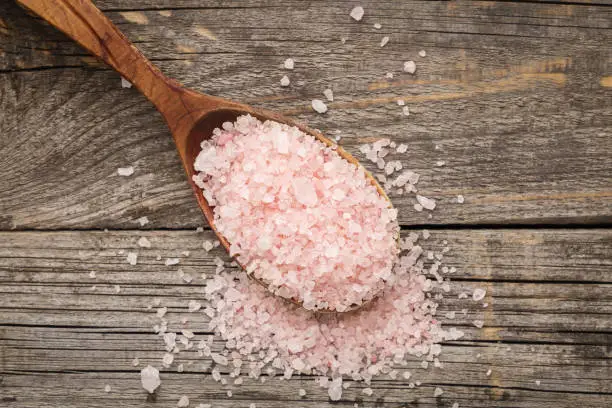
[0,1,611,229]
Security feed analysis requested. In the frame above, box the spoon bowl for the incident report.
[17,0,394,313]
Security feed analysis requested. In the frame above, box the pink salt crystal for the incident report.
[193,115,399,312]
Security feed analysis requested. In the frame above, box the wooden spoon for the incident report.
[16,0,393,312]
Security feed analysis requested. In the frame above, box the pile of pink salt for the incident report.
[193,115,399,312]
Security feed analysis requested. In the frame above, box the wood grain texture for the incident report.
[1,0,611,229]
[0,229,610,407]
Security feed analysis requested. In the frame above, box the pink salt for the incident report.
[193,115,399,312]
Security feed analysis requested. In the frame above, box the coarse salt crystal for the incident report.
[473,320,484,328]
[362,387,373,396]
[140,365,161,393]
[311,99,328,114]
[374,23,381,29]
[89,271,96,278]
[403,61,416,74]
[416,195,436,210]
[402,106,410,116]
[397,144,408,153]
[397,99,405,106]
[117,166,134,176]
[350,6,364,21]
[323,88,334,102]
[284,58,294,70]
[457,195,465,204]
[473,288,486,301]
[137,216,149,226]
[280,75,290,87]
[165,258,180,266]
[177,396,189,407]
[138,237,151,248]
[419,49,427,57]
[380,36,389,47]
[299,388,306,396]
[434,387,443,397]
[104,384,111,393]
[121,77,133,88]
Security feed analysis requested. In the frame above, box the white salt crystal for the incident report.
[323,88,334,101]
[362,387,373,395]
[457,194,465,203]
[121,77,133,88]
[452,403,459,408]
[188,300,201,312]
[535,380,541,385]
[114,284,121,293]
[374,23,381,29]
[284,58,294,70]
[473,288,486,301]
[414,203,423,212]
[312,99,328,114]
[350,6,364,21]
[280,75,290,87]
[177,396,189,407]
[486,369,492,376]
[402,106,410,116]
[137,237,151,248]
[434,387,443,397]
[250,404,256,408]
[397,99,405,106]
[89,271,96,278]
[419,49,427,57]
[385,72,394,79]
[403,61,416,74]
[397,144,408,153]
[203,240,214,251]
[299,388,306,396]
[140,365,161,393]
[227,391,233,397]
[473,320,484,328]
[126,252,138,265]
[416,195,436,210]
[212,353,228,366]
[328,377,343,401]
[162,352,174,366]
[165,258,180,266]
[157,307,167,318]
[403,371,412,379]
[380,36,389,47]
[117,166,134,176]
[137,216,149,226]
[435,160,445,167]
[132,357,140,366]
[104,384,111,392]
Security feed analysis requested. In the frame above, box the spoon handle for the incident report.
[16,0,201,130]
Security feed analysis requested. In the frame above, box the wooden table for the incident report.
[1,1,610,407]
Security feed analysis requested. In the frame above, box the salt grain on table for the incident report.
[140,365,161,393]
[402,106,410,116]
[323,88,334,101]
[89,271,96,278]
[280,75,290,87]
[121,77,132,88]
[434,387,444,397]
[177,396,189,407]
[104,384,111,393]
[311,99,328,113]
[117,166,134,176]
[373,23,381,29]
[380,36,389,47]
[283,58,294,70]
[403,60,416,74]
[416,195,436,210]
[165,258,180,266]
[350,6,364,21]
[419,49,427,57]
[457,194,465,203]
[137,237,151,248]
[136,216,149,226]
[473,288,486,301]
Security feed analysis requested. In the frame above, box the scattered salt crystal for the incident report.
[486,369,492,376]
[188,300,201,312]
[385,72,394,79]
[362,387,373,396]
[452,403,459,408]
[126,252,138,265]
[473,288,486,301]
[457,195,465,204]
[435,160,445,167]
[280,75,290,87]
[350,6,364,21]
[473,320,484,328]
[434,387,443,397]
[402,106,410,116]
[414,203,423,211]
[227,390,233,397]
[418,50,427,57]
[374,23,381,29]
[114,285,121,293]
[421,361,429,369]
[89,271,96,278]
[140,365,161,393]
[328,377,343,401]
[397,144,408,153]
[137,237,151,248]
[323,88,334,102]
[311,99,328,114]
[196,227,204,232]
[117,166,134,176]
[298,389,306,397]
[177,396,189,407]
[535,380,541,385]
[283,58,294,70]
[203,240,214,251]
[163,353,174,367]
[157,307,167,318]
[249,404,256,408]
[136,216,149,226]
[403,371,412,379]
[165,258,180,266]
[416,195,436,210]
[132,357,139,366]
[403,61,416,74]
[104,384,111,393]
[397,99,405,106]
[121,77,133,88]
[380,36,389,47]
[181,250,190,257]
